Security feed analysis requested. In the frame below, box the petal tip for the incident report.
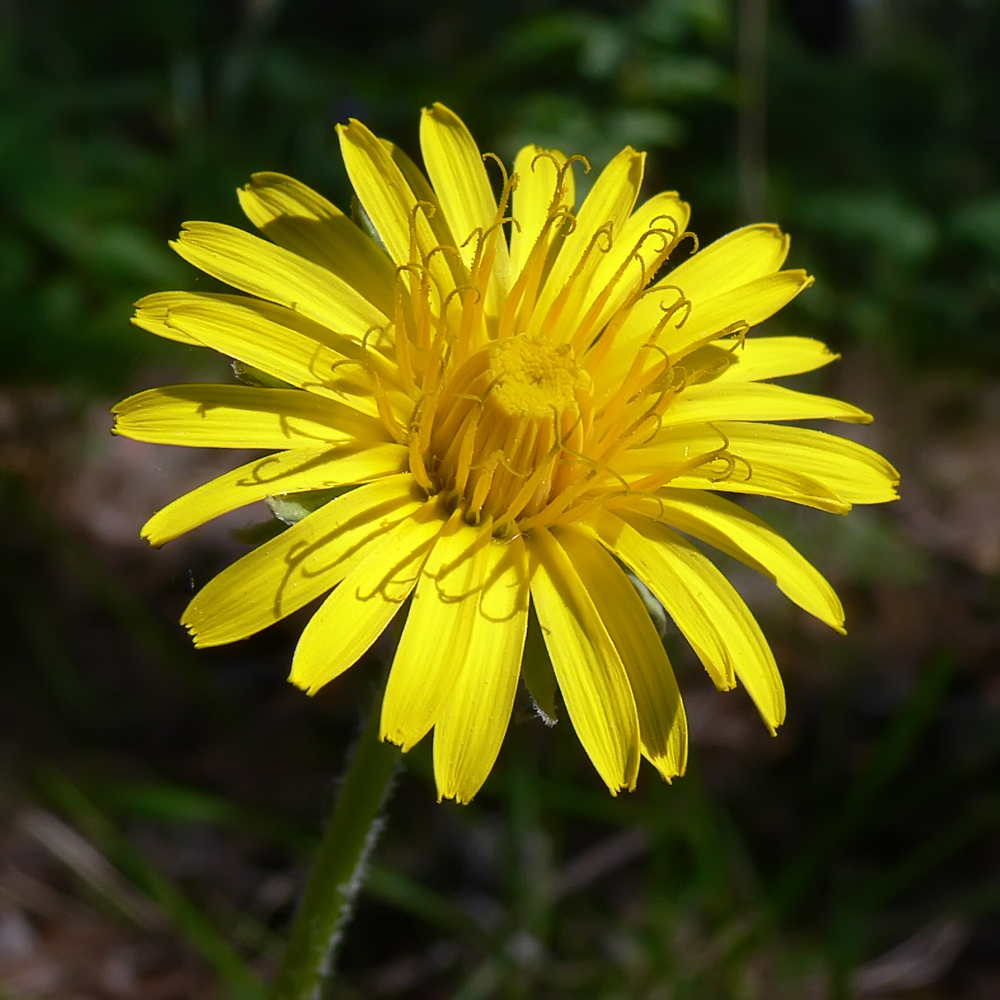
[286,668,321,697]
[378,727,405,750]
[425,101,456,121]
[139,520,166,549]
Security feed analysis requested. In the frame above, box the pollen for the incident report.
[423,336,596,529]
[488,336,591,419]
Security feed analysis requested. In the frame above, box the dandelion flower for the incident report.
[113,104,899,802]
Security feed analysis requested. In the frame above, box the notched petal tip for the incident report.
[435,785,475,806]
[286,668,321,697]
[762,698,786,735]
[180,603,208,645]
[134,291,165,310]
[751,221,787,239]
[424,101,459,122]
[647,759,684,785]
[245,170,288,188]
[336,118,372,141]
[182,615,229,650]
[378,728,408,752]
[710,675,738,693]
[138,518,167,550]
[603,773,639,797]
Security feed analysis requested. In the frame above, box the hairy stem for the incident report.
[271,685,401,1000]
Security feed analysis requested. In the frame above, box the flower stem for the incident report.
[271,685,400,1000]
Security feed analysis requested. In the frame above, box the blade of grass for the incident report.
[95,780,312,854]
[857,794,1000,914]
[95,777,491,947]
[364,866,491,948]
[37,765,266,1000]
[772,653,956,918]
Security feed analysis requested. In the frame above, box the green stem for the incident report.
[271,686,401,1000]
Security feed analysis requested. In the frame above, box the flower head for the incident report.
[114,104,899,802]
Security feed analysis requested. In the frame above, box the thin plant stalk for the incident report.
[271,684,400,1000]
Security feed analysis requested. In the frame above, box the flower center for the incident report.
[427,335,593,530]
[488,335,584,420]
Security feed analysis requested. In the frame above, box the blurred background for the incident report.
[2,0,999,996]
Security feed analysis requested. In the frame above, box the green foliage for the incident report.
[0,0,734,389]
[3,0,997,383]
[768,1,1000,363]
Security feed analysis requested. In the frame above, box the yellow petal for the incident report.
[181,475,422,646]
[337,119,458,302]
[556,525,687,782]
[614,426,851,514]
[237,171,395,314]
[528,146,645,340]
[381,514,495,751]
[160,296,404,415]
[667,269,813,356]
[598,270,812,398]
[382,137,460,257]
[665,421,900,506]
[132,290,221,345]
[420,103,511,316]
[133,292,386,414]
[666,382,872,425]
[289,505,446,695]
[509,145,575,277]
[621,420,898,511]
[573,190,692,352]
[683,336,839,384]
[170,222,388,341]
[112,385,381,449]
[161,298,349,388]
[664,224,791,303]
[528,526,640,794]
[135,291,353,357]
[591,509,730,690]
[645,489,844,632]
[594,510,785,731]
[433,533,530,803]
[142,443,409,547]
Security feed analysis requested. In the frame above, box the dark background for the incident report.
[2,0,1000,997]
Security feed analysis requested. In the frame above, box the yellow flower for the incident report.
[113,104,899,803]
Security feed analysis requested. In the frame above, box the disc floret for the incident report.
[426,334,594,530]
